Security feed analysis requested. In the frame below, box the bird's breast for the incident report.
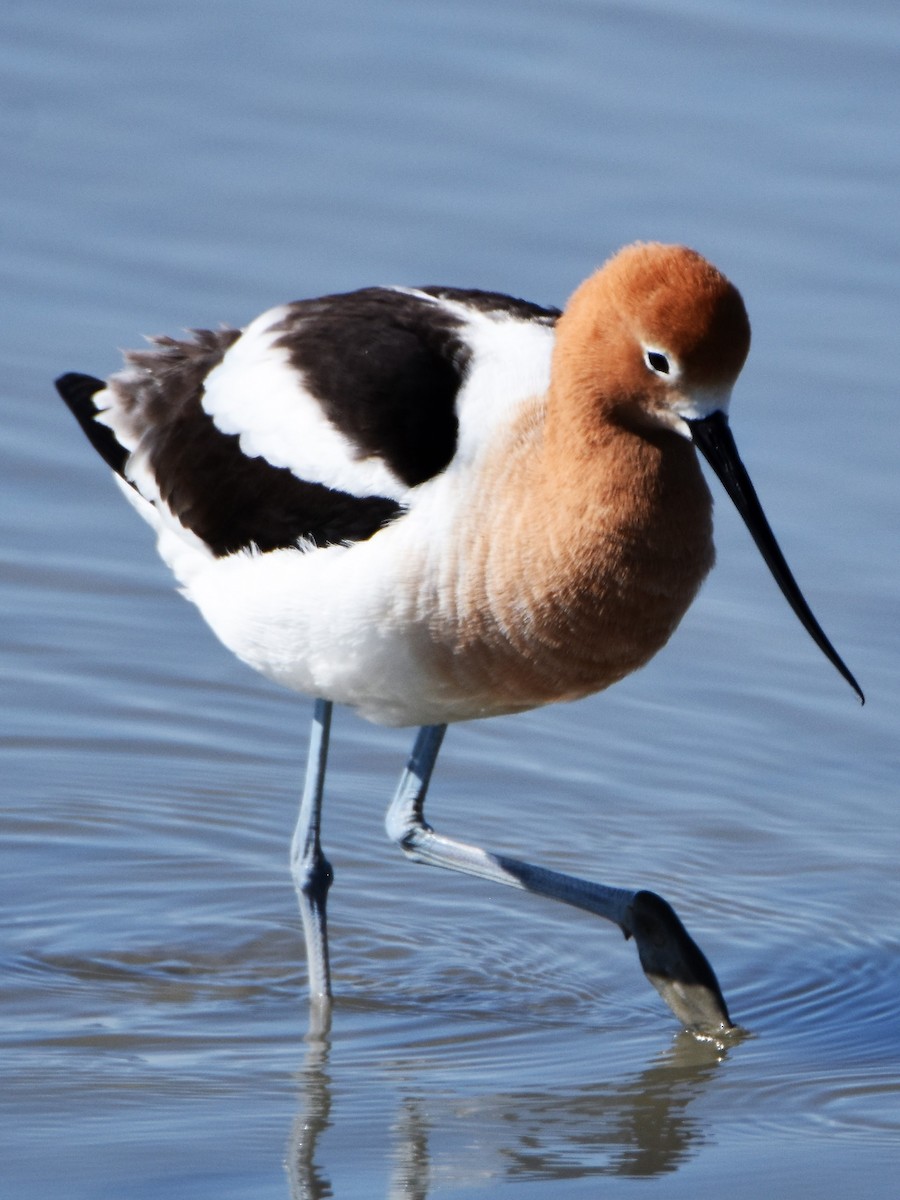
[412,419,716,718]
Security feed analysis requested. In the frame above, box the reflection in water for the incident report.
[285,1028,736,1196]
[388,1099,430,1200]
[499,1033,734,1181]
[286,1031,333,1200]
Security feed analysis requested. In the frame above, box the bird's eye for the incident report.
[645,350,671,376]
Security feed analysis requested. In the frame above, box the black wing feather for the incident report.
[56,372,130,477]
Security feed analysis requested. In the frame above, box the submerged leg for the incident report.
[385,725,733,1035]
[291,698,335,1016]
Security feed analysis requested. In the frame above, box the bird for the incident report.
[56,242,862,1035]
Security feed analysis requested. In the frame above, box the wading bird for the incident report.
[57,243,861,1034]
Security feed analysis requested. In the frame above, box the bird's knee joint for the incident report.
[385,804,431,851]
[297,856,334,900]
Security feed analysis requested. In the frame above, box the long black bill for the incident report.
[687,410,863,704]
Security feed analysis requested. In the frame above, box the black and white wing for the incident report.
[56,285,560,558]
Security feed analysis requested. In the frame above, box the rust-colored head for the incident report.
[555,243,751,438]
[550,242,863,703]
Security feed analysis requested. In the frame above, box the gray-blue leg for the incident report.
[291,698,335,1015]
[386,725,733,1035]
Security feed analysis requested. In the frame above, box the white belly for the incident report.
[171,481,507,727]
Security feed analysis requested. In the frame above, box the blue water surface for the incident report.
[2,1,898,1197]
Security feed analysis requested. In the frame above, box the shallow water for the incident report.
[2,1,899,1196]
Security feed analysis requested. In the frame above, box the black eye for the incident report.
[645,350,670,375]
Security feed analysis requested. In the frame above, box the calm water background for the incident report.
[2,1,898,1196]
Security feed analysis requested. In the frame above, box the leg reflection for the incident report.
[388,1096,430,1200]
[285,1032,333,1200]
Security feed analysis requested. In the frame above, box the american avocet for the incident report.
[57,243,862,1034]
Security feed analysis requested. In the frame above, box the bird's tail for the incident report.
[55,370,214,589]
[55,372,130,478]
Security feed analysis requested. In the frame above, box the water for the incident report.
[2,1,899,1196]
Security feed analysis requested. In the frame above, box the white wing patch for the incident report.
[201,306,410,501]
[452,307,555,465]
[389,289,555,467]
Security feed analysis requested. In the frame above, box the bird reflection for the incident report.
[284,1023,740,1196]
[499,1033,732,1181]
[285,1029,333,1200]
[388,1098,430,1200]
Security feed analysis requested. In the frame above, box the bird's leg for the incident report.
[291,698,335,1018]
[385,725,734,1035]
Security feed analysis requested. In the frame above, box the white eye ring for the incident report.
[644,347,673,377]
